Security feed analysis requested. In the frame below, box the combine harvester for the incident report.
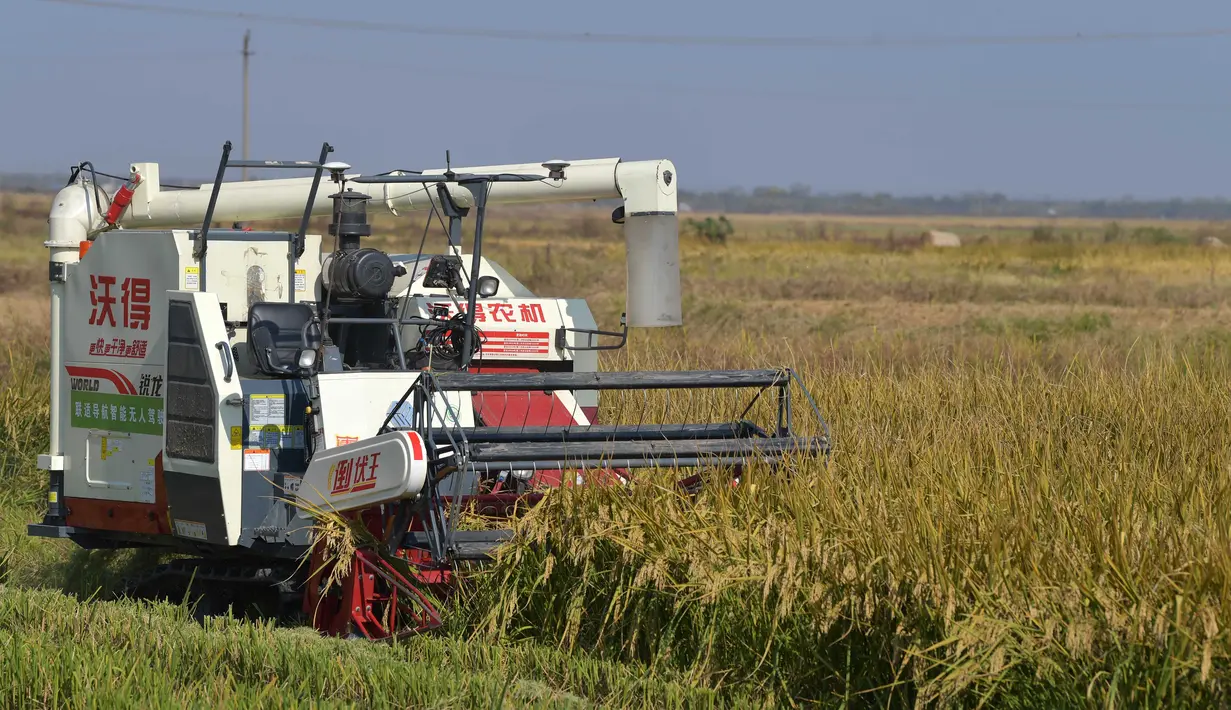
[28,142,828,638]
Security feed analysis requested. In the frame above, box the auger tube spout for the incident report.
[421,157,681,327]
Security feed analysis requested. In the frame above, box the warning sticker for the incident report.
[173,519,207,541]
[99,436,123,461]
[138,465,155,504]
[243,449,271,471]
[483,330,551,356]
[249,394,286,426]
[249,424,304,449]
[230,426,243,450]
[386,400,415,428]
[335,435,359,447]
[295,269,307,292]
[184,266,200,291]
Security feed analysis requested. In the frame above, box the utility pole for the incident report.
[241,29,252,181]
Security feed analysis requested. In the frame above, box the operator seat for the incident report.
[247,303,321,377]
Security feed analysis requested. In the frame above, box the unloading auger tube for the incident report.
[31,141,830,641]
[49,155,681,326]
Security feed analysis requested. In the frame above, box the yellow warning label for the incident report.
[295,269,307,292]
[230,426,243,450]
[184,266,200,291]
[48,492,58,503]
[99,436,122,461]
[249,424,305,449]
[249,394,286,426]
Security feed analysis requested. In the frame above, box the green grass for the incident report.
[0,587,739,709]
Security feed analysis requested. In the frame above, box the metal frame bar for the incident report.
[467,436,824,462]
[194,140,328,290]
[193,141,232,273]
[225,160,326,169]
[429,422,767,444]
[555,313,628,352]
[464,451,827,475]
[325,317,438,326]
[432,369,790,391]
[459,180,490,369]
[290,143,333,303]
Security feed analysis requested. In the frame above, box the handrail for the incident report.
[193,140,332,298]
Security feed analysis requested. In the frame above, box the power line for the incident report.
[238,53,1231,112]
[38,0,1231,49]
[5,47,1227,112]
[0,50,231,61]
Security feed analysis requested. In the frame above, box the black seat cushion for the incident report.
[248,303,316,376]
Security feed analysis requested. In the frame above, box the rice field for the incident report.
[3,192,1231,706]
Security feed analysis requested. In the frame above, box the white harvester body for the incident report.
[37,150,676,548]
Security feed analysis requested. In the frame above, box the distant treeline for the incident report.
[680,186,1231,220]
[0,173,73,193]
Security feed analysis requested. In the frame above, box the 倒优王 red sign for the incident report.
[329,451,382,496]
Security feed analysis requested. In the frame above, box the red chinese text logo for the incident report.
[90,274,150,330]
[89,275,116,327]
[329,451,381,496]
[518,303,545,323]
[430,301,546,324]
[122,277,151,329]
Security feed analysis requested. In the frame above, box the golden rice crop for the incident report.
[468,344,1231,706]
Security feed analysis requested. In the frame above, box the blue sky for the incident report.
[4,0,1231,198]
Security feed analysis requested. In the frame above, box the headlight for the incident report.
[477,275,501,298]
[298,349,318,369]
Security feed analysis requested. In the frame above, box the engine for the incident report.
[317,185,407,368]
[325,247,396,300]
[320,188,399,300]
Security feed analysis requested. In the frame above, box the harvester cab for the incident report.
[29,141,829,638]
